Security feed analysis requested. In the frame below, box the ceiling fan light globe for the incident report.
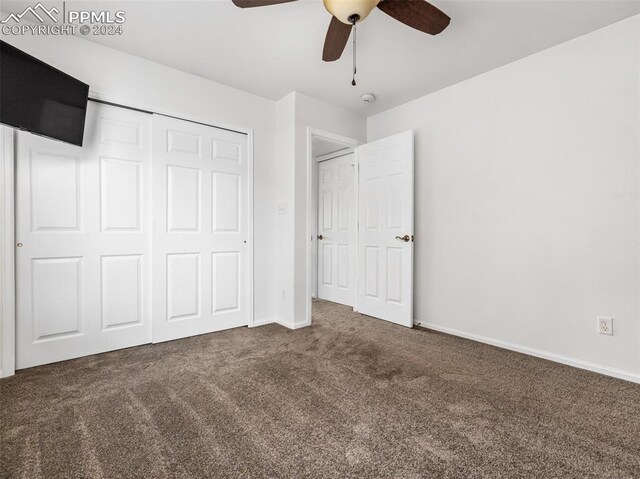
[323,0,380,24]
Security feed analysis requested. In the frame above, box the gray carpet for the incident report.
[1,299,639,478]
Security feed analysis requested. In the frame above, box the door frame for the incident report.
[306,127,360,326]
[0,90,256,377]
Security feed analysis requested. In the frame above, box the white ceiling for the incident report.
[2,1,640,115]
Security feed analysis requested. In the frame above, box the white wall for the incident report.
[367,16,640,380]
[275,93,297,325]
[274,92,366,327]
[0,32,279,351]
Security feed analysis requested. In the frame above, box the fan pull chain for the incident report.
[352,19,357,86]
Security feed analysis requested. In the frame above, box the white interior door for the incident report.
[317,153,356,306]
[15,102,152,369]
[356,131,414,327]
[152,115,250,342]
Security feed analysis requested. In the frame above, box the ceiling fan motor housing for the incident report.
[323,0,380,24]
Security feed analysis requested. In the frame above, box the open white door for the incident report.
[356,131,414,327]
[317,153,356,306]
[152,114,250,343]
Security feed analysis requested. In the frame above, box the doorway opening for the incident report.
[306,129,415,329]
[306,129,360,325]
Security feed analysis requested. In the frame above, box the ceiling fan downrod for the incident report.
[350,15,358,86]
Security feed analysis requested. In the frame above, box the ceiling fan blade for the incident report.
[232,0,297,8]
[377,0,450,35]
[323,16,352,62]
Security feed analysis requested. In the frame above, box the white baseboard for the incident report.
[275,318,311,330]
[415,320,640,385]
[250,317,278,328]
[250,316,311,330]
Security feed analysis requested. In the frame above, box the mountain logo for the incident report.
[1,3,59,24]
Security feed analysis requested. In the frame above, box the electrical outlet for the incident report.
[597,317,613,336]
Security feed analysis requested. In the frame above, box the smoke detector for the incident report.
[361,93,376,104]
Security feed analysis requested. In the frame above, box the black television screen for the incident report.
[0,41,89,146]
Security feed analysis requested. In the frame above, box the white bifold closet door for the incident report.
[356,130,414,328]
[317,153,356,306]
[152,115,250,342]
[15,102,153,369]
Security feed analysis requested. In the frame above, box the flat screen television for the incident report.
[0,41,89,146]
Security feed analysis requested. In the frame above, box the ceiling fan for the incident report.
[232,0,450,85]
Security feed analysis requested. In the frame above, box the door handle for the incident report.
[395,235,410,242]
[317,234,324,240]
